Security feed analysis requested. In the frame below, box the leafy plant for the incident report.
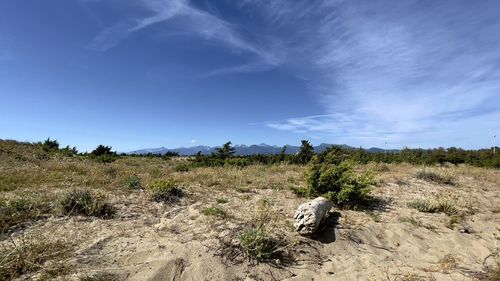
[149,179,184,203]
[124,175,141,189]
[305,156,374,206]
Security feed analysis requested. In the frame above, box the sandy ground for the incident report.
[10,164,498,281]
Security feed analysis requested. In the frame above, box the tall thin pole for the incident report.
[494,135,496,155]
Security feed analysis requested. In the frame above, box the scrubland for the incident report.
[0,140,499,280]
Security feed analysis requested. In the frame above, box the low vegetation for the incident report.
[202,206,228,219]
[407,199,459,215]
[60,190,114,218]
[0,195,53,231]
[0,236,72,280]
[149,179,184,203]
[240,227,280,261]
[124,175,142,190]
[303,147,375,207]
[416,170,455,185]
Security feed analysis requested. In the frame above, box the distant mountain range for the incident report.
[128,143,398,156]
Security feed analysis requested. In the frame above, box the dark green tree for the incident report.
[295,140,314,164]
[214,141,236,159]
[91,145,114,156]
[41,137,59,151]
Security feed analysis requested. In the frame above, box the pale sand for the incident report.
[20,165,500,280]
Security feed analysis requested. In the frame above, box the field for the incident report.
[1,140,499,280]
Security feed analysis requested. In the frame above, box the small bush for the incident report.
[407,199,458,215]
[60,190,114,218]
[124,175,141,189]
[416,170,455,185]
[202,206,227,219]
[305,158,374,206]
[240,227,279,261]
[149,179,184,203]
[216,197,228,204]
[174,163,190,172]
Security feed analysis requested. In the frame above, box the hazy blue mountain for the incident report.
[129,143,397,155]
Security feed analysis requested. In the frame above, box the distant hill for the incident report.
[128,143,397,156]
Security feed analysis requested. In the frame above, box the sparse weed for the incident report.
[149,179,184,203]
[407,199,459,215]
[124,175,141,190]
[240,227,279,261]
[202,206,227,219]
[0,195,54,231]
[0,236,72,280]
[436,253,461,273]
[216,197,228,204]
[80,272,121,281]
[416,170,455,185]
[399,217,438,232]
[60,190,114,218]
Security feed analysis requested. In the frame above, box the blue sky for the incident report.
[0,0,499,152]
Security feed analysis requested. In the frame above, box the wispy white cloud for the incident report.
[240,0,500,148]
[85,0,281,73]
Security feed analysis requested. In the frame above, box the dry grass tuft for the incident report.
[0,235,72,280]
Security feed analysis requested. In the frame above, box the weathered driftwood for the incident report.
[293,197,332,235]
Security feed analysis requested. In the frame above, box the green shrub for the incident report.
[95,155,117,163]
[416,170,455,185]
[240,227,279,261]
[124,175,141,189]
[216,197,228,204]
[224,158,252,168]
[60,190,113,218]
[149,179,184,203]
[201,206,227,219]
[407,199,459,215]
[305,157,374,206]
[174,163,190,172]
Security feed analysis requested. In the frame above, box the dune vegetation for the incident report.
[0,139,499,280]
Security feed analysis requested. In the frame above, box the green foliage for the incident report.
[149,179,184,203]
[293,140,315,165]
[60,190,114,218]
[201,206,227,219]
[304,151,374,206]
[407,199,459,215]
[416,170,455,185]
[240,227,279,261]
[91,145,115,157]
[224,157,252,168]
[213,141,236,159]
[174,163,190,172]
[124,175,141,189]
[215,197,228,204]
[40,138,59,151]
